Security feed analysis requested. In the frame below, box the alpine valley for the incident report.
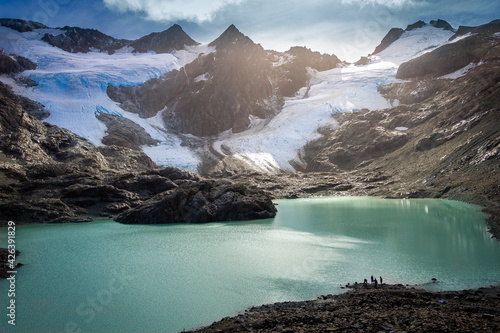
[1,15,500,333]
[0,17,499,236]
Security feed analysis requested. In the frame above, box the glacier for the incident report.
[0,26,208,171]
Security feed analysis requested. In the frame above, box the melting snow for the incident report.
[194,73,209,82]
[439,62,478,79]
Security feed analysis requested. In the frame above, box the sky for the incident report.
[1,0,499,61]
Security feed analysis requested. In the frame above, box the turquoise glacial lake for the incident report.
[1,197,500,332]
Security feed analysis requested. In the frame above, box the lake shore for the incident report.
[189,283,500,332]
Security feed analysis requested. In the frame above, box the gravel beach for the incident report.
[189,283,500,332]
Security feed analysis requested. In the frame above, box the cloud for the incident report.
[341,0,425,8]
[103,0,245,22]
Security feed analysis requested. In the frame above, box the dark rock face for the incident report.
[97,145,157,171]
[372,28,404,54]
[161,25,276,136]
[0,54,23,74]
[354,56,372,66]
[96,113,159,150]
[377,79,448,105]
[430,19,455,31]
[108,25,340,137]
[405,20,426,31]
[0,18,48,32]
[397,33,500,79]
[275,46,340,97]
[0,51,37,74]
[18,96,49,120]
[116,180,277,224]
[450,19,500,41]
[42,26,128,54]
[131,24,199,53]
[305,113,409,171]
[451,25,476,40]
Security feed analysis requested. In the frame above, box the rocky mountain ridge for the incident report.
[107,24,341,137]
[372,19,455,56]
[0,18,199,54]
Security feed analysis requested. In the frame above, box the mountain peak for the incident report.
[405,20,426,31]
[430,19,454,32]
[130,24,199,53]
[168,24,183,32]
[208,24,254,48]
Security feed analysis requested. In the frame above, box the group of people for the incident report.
[362,275,383,288]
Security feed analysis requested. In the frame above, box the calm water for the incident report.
[1,197,500,333]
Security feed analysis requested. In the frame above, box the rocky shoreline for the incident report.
[188,283,500,332]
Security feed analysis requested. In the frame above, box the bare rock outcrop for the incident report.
[116,180,277,224]
[41,26,128,54]
[0,18,47,32]
[96,113,159,150]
